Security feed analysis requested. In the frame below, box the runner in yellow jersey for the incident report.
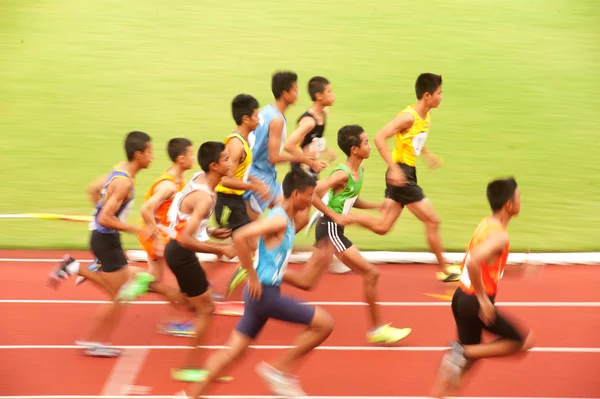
[354,73,460,282]
[215,94,270,296]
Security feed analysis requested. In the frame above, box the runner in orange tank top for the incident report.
[138,138,195,282]
[432,177,535,397]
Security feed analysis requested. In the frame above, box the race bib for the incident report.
[412,132,429,156]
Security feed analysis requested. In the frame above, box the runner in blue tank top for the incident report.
[47,131,156,358]
[188,169,334,399]
[243,71,325,221]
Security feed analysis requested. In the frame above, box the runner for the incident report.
[283,124,412,344]
[187,168,334,398]
[47,130,156,357]
[432,177,535,397]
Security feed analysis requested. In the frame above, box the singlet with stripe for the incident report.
[392,105,431,167]
[254,205,295,286]
[250,104,287,179]
[89,168,134,234]
[326,164,363,215]
[167,172,215,243]
[459,218,510,297]
[298,111,326,151]
[216,132,252,196]
[141,171,184,229]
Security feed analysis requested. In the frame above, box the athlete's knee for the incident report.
[310,307,334,337]
[520,331,535,352]
[364,265,380,285]
[193,292,215,316]
[425,212,441,229]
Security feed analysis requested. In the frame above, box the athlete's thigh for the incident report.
[406,197,439,224]
[335,245,374,276]
[101,266,132,295]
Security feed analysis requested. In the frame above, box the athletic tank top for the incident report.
[167,172,215,243]
[459,218,510,297]
[216,132,252,196]
[326,164,363,215]
[250,104,287,179]
[254,205,295,286]
[140,171,184,229]
[392,105,431,167]
[298,111,326,151]
[89,168,134,234]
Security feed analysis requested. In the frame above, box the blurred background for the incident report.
[1,0,599,252]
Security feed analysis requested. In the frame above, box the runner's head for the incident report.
[308,76,335,106]
[272,71,299,106]
[198,141,230,178]
[415,73,443,108]
[338,125,370,159]
[487,177,520,216]
[125,130,153,169]
[282,168,316,211]
[167,138,194,170]
[232,94,260,131]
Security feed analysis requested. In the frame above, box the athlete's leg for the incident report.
[406,198,459,279]
[268,306,333,374]
[188,330,254,399]
[353,198,403,235]
[178,289,216,369]
[282,238,334,290]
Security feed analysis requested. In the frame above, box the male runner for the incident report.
[228,72,327,293]
[242,70,326,221]
[47,130,156,357]
[285,75,337,179]
[283,125,412,344]
[146,141,237,381]
[186,168,334,398]
[432,177,535,397]
[138,137,196,336]
[353,73,460,282]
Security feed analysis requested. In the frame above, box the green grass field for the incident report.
[1,0,599,252]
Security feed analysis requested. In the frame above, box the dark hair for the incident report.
[282,168,316,198]
[272,71,298,99]
[415,73,442,99]
[167,138,192,162]
[125,131,151,161]
[308,76,330,101]
[487,177,518,212]
[198,141,226,173]
[232,94,259,126]
[337,125,364,156]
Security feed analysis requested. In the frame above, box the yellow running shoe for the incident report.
[436,264,461,282]
[226,265,248,298]
[367,324,412,344]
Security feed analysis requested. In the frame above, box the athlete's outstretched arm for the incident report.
[353,198,381,209]
[464,231,509,325]
[97,178,145,235]
[178,191,236,258]
[232,214,288,299]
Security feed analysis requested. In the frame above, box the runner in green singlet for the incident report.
[283,125,412,344]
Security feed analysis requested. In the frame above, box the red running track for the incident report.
[0,250,599,398]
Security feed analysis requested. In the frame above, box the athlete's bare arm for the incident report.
[178,191,236,258]
[353,198,381,209]
[86,174,108,205]
[268,118,325,171]
[232,214,288,299]
[219,138,253,192]
[97,178,144,235]
[284,117,315,155]
[464,230,510,325]
[420,146,443,170]
[374,113,414,186]
[140,179,178,231]
[312,170,354,226]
